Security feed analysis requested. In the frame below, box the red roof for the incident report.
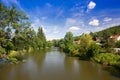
[111,35,120,40]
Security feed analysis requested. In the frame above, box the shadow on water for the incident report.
[78,55,120,79]
[103,66,120,78]
[0,64,4,70]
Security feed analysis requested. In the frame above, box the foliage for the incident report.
[46,41,54,48]
[0,46,6,54]
[58,39,65,49]
[94,25,120,48]
[93,53,120,66]
[96,25,120,39]
[5,41,14,54]
[71,44,79,56]
[37,27,46,49]
[52,39,59,47]
[8,51,18,57]
[116,41,120,48]
[63,32,74,54]
[79,34,93,57]
[0,2,52,64]
[87,42,100,58]
[8,57,19,64]
[74,36,80,41]
[58,32,100,57]
[64,32,74,45]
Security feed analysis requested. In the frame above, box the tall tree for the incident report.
[64,32,74,46]
[0,2,8,30]
[0,2,7,48]
[79,34,93,56]
[64,32,74,54]
[37,27,46,49]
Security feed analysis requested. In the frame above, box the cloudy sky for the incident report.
[1,0,120,40]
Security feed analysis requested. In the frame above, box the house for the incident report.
[94,37,101,42]
[114,48,120,53]
[74,40,80,44]
[110,35,120,41]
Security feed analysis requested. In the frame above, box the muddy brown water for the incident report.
[0,48,120,80]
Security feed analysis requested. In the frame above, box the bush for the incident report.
[8,57,19,64]
[59,43,65,49]
[87,42,100,58]
[8,51,24,61]
[64,44,75,55]
[0,46,6,54]
[5,41,14,54]
[116,41,120,48]
[93,53,120,66]
[9,51,18,57]
[72,49,79,56]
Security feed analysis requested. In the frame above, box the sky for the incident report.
[1,0,120,40]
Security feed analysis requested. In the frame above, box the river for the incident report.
[0,48,120,80]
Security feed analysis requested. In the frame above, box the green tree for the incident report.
[0,2,8,30]
[64,32,74,54]
[28,28,37,49]
[5,41,14,54]
[79,34,93,57]
[0,2,8,52]
[64,32,74,45]
[58,39,65,49]
[116,41,120,48]
[87,42,100,58]
[37,27,46,49]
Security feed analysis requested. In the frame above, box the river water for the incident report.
[0,48,120,80]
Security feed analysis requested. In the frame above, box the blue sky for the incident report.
[1,0,120,40]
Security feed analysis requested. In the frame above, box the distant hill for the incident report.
[94,25,120,38]
[72,25,120,41]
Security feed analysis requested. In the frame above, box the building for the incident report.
[74,40,80,44]
[110,35,120,41]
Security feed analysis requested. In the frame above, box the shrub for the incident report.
[93,53,120,66]
[8,57,19,64]
[87,42,100,58]
[0,46,6,54]
[115,41,120,48]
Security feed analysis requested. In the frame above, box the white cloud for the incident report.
[66,18,76,24]
[72,12,84,17]
[65,18,84,31]
[45,26,64,40]
[87,1,96,9]
[31,18,47,32]
[104,17,112,22]
[89,19,99,26]
[52,26,60,34]
[69,26,80,31]
[102,18,120,29]
[65,18,77,27]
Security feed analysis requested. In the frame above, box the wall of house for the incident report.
[117,36,120,40]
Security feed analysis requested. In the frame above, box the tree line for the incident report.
[0,2,53,61]
[56,26,120,70]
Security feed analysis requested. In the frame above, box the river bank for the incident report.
[0,50,27,64]
[0,48,120,80]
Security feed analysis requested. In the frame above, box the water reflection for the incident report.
[0,48,120,80]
